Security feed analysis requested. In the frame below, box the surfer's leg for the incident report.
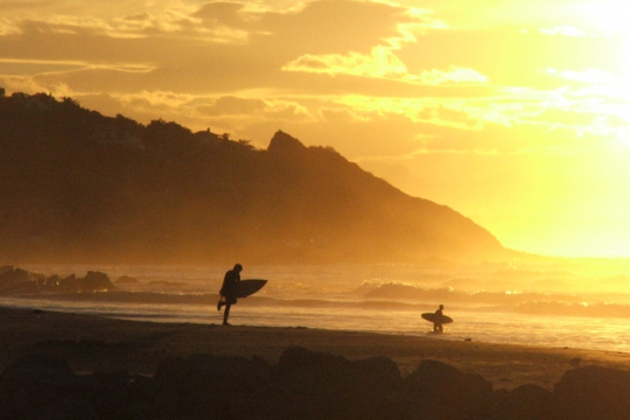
[223,303,231,325]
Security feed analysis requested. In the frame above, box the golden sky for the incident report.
[1,0,629,258]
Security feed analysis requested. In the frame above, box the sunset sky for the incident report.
[1,0,629,258]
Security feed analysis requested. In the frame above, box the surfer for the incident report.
[217,263,242,326]
[433,304,445,333]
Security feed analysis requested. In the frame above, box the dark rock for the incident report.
[0,353,80,420]
[38,397,98,420]
[271,346,357,392]
[232,347,411,420]
[29,271,46,282]
[78,271,117,292]
[77,370,157,420]
[405,359,494,416]
[0,267,32,291]
[59,274,79,292]
[554,365,630,420]
[492,384,568,420]
[154,353,271,419]
[0,268,117,294]
[1,346,594,420]
[116,275,140,284]
[0,279,39,294]
[0,353,157,420]
[352,355,402,391]
[39,274,61,290]
[115,401,155,420]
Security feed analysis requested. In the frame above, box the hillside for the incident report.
[0,90,509,264]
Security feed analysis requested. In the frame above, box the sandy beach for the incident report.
[2,306,630,391]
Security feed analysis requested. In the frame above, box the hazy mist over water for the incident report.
[5,261,630,353]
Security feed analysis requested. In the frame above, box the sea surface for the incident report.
[4,261,630,353]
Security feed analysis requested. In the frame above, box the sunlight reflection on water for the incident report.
[5,262,630,353]
[3,296,630,353]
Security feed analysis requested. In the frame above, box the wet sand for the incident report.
[1,306,629,390]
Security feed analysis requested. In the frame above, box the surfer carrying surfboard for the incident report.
[217,263,242,326]
[433,304,445,333]
[421,305,453,333]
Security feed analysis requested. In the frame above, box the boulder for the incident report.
[232,347,410,420]
[38,274,61,291]
[0,353,156,420]
[76,369,157,420]
[0,268,117,294]
[554,365,630,420]
[492,384,568,420]
[39,397,99,420]
[153,353,271,419]
[0,279,38,294]
[58,274,79,292]
[78,271,117,292]
[271,346,357,393]
[115,275,140,284]
[0,353,82,419]
[352,355,403,391]
[0,267,32,292]
[405,359,494,416]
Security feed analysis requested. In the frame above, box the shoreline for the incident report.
[2,306,630,390]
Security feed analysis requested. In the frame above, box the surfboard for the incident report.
[232,279,267,298]
[421,313,453,324]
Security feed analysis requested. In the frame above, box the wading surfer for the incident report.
[434,304,445,333]
[217,263,242,326]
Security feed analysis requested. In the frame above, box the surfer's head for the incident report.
[439,304,444,310]
[234,263,243,272]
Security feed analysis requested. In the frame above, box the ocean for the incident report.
[4,261,630,353]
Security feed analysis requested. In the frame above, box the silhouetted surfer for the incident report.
[217,263,242,326]
[434,304,445,333]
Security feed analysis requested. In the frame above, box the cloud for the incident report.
[0,18,20,36]
[319,106,372,123]
[0,57,154,74]
[539,26,587,37]
[195,95,313,121]
[282,46,408,78]
[0,74,52,95]
[543,68,618,84]
[331,95,501,131]
[283,45,488,85]
[197,95,268,116]
[418,66,488,85]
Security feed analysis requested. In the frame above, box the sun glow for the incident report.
[579,1,630,35]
